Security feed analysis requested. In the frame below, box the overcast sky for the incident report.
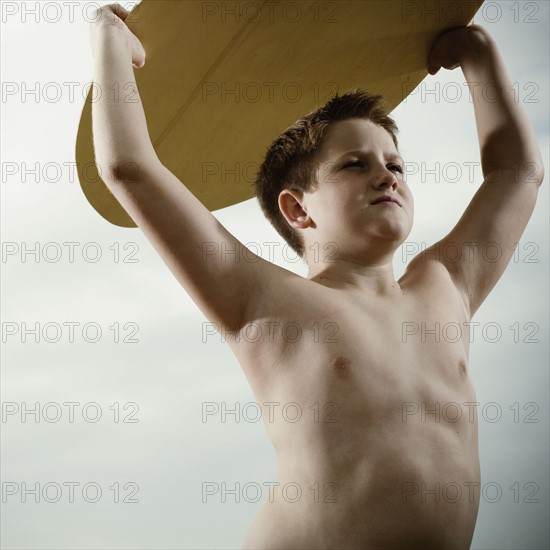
[1,1,548,549]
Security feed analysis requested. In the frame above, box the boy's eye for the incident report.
[342,161,363,169]
[342,161,403,173]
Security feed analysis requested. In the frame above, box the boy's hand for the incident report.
[427,24,494,75]
[89,3,146,69]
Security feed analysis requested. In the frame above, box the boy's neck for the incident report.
[307,257,402,296]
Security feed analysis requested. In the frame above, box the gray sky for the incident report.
[1,1,548,548]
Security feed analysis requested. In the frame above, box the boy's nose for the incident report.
[372,167,398,190]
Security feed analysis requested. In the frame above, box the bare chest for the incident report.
[232,285,475,410]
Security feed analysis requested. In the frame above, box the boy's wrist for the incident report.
[456,25,497,68]
[90,21,132,59]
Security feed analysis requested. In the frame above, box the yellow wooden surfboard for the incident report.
[76,0,484,227]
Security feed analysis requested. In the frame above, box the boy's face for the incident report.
[298,118,414,259]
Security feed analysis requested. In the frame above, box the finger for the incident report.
[427,51,440,75]
[106,3,131,21]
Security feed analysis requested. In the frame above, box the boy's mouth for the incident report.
[371,195,402,207]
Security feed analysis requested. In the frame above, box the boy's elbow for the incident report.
[535,162,545,186]
[524,146,544,186]
[99,155,158,186]
[523,158,545,187]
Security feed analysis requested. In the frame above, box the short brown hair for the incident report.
[253,88,399,260]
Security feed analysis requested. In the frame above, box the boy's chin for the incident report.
[365,222,412,243]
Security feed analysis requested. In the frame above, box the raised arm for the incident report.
[89,4,276,333]
[413,24,544,317]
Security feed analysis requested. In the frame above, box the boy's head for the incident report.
[254,88,413,265]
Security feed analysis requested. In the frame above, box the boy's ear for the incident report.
[278,189,314,230]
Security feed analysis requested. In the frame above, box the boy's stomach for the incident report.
[242,421,480,549]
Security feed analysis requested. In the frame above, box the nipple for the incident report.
[332,355,351,379]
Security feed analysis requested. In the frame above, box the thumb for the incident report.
[131,34,146,68]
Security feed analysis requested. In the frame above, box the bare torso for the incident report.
[228,258,480,549]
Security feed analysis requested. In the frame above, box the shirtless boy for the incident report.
[90,5,544,548]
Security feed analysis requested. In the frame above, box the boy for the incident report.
[90,4,544,548]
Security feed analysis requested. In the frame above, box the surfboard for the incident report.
[76,0,484,227]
